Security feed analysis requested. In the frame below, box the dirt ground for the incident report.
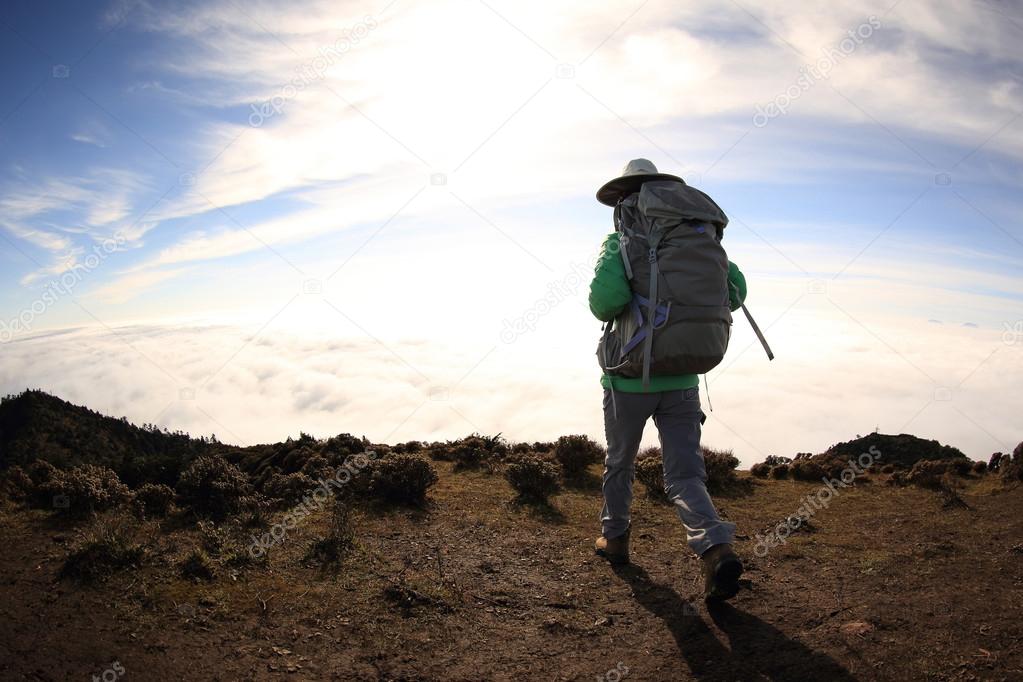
[1,465,1021,681]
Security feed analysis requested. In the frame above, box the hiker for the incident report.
[589,159,746,601]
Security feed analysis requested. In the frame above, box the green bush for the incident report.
[175,455,252,519]
[790,459,825,481]
[635,454,668,502]
[180,549,216,581]
[1000,443,1022,482]
[308,500,355,564]
[553,435,603,478]
[60,520,145,582]
[703,447,741,492]
[902,459,957,489]
[361,454,438,505]
[133,482,175,518]
[300,454,333,479]
[2,465,33,501]
[504,454,561,503]
[450,434,508,469]
[263,471,316,508]
[41,464,132,518]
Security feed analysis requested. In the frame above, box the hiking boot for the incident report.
[702,543,743,601]
[595,526,630,565]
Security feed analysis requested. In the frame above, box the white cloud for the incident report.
[0,308,1017,462]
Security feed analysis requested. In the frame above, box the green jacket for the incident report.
[588,231,747,392]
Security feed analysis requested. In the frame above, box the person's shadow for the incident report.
[612,564,858,681]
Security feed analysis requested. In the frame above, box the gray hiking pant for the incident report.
[600,387,735,556]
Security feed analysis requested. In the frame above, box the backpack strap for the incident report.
[740,303,775,361]
[641,231,663,389]
[614,200,634,280]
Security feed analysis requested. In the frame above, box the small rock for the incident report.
[840,621,873,637]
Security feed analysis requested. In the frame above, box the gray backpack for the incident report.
[597,180,733,387]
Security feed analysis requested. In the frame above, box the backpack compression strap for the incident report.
[641,233,662,389]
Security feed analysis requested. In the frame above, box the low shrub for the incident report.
[308,500,355,564]
[25,459,61,506]
[60,520,145,582]
[196,520,230,556]
[763,455,792,467]
[41,465,132,519]
[180,549,216,581]
[750,462,771,478]
[133,482,174,518]
[554,435,603,479]
[450,434,508,469]
[263,471,316,508]
[769,463,789,479]
[815,455,850,479]
[300,454,333,479]
[504,454,561,503]
[176,455,252,519]
[904,459,958,489]
[360,454,438,505]
[989,452,1005,471]
[703,447,745,494]
[2,465,33,501]
[392,441,424,454]
[322,433,369,463]
[790,459,825,482]
[635,454,668,503]
[1001,443,1023,482]
[949,459,973,477]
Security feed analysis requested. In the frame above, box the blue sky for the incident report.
[1,0,1021,460]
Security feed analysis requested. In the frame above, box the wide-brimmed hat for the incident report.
[596,158,684,206]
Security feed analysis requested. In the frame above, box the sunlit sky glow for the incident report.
[1,0,1021,463]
